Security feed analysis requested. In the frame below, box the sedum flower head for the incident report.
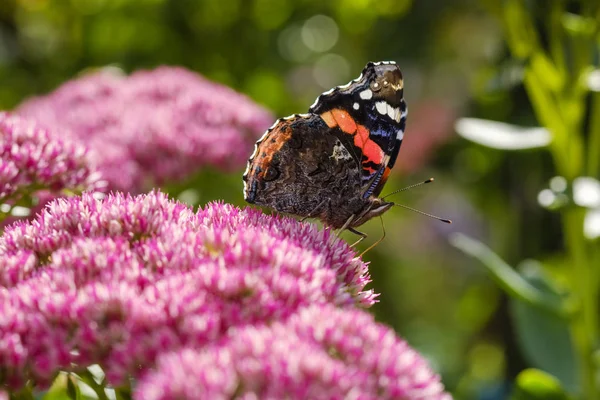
[17,67,273,192]
[0,112,103,205]
[0,191,376,388]
[136,305,452,400]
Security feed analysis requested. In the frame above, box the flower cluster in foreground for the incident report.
[0,112,103,207]
[0,191,450,399]
[17,67,273,192]
[138,305,450,400]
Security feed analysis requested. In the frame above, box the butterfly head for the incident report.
[350,197,394,228]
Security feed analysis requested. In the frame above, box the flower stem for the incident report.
[587,91,600,177]
[564,208,598,399]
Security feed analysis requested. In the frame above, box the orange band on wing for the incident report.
[361,140,384,165]
[355,125,370,147]
[320,109,384,166]
[355,125,383,165]
[331,109,357,134]
[382,166,391,182]
[320,111,336,128]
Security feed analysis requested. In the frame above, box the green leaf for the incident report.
[562,13,596,37]
[510,262,579,393]
[502,0,539,58]
[42,373,69,400]
[449,233,572,317]
[530,51,564,92]
[511,368,571,400]
[78,367,109,400]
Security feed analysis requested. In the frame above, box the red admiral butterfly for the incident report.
[243,61,407,239]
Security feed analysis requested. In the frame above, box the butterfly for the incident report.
[243,61,406,239]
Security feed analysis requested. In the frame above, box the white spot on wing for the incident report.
[375,101,388,115]
[353,102,359,110]
[396,130,404,140]
[387,104,398,121]
[359,89,372,100]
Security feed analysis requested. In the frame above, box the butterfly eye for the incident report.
[370,81,381,92]
[263,166,280,182]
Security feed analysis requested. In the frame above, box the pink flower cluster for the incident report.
[138,305,451,400]
[16,67,273,192]
[0,112,103,205]
[0,193,374,382]
[0,191,451,399]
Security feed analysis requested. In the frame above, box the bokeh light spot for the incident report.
[537,189,556,208]
[192,0,241,32]
[573,177,600,208]
[313,54,350,89]
[334,0,376,34]
[244,70,286,110]
[584,210,600,240]
[252,0,292,31]
[301,15,339,53]
[549,176,567,193]
[278,25,311,62]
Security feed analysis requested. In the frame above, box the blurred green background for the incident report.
[2,0,596,399]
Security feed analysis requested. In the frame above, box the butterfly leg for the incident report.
[348,227,367,247]
[336,214,356,238]
[359,216,386,257]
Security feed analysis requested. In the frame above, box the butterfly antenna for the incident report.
[382,177,452,223]
[382,178,434,200]
[393,203,452,224]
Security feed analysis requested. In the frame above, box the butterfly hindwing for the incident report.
[243,114,363,221]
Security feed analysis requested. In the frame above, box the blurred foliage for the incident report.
[2,0,600,399]
[511,368,570,400]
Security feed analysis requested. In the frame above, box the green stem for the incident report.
[548,0,566,76]
[587,91,600,177]
[564,208,598,399]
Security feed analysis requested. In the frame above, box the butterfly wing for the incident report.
[308,61,407,198]
[243,114,364,228]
